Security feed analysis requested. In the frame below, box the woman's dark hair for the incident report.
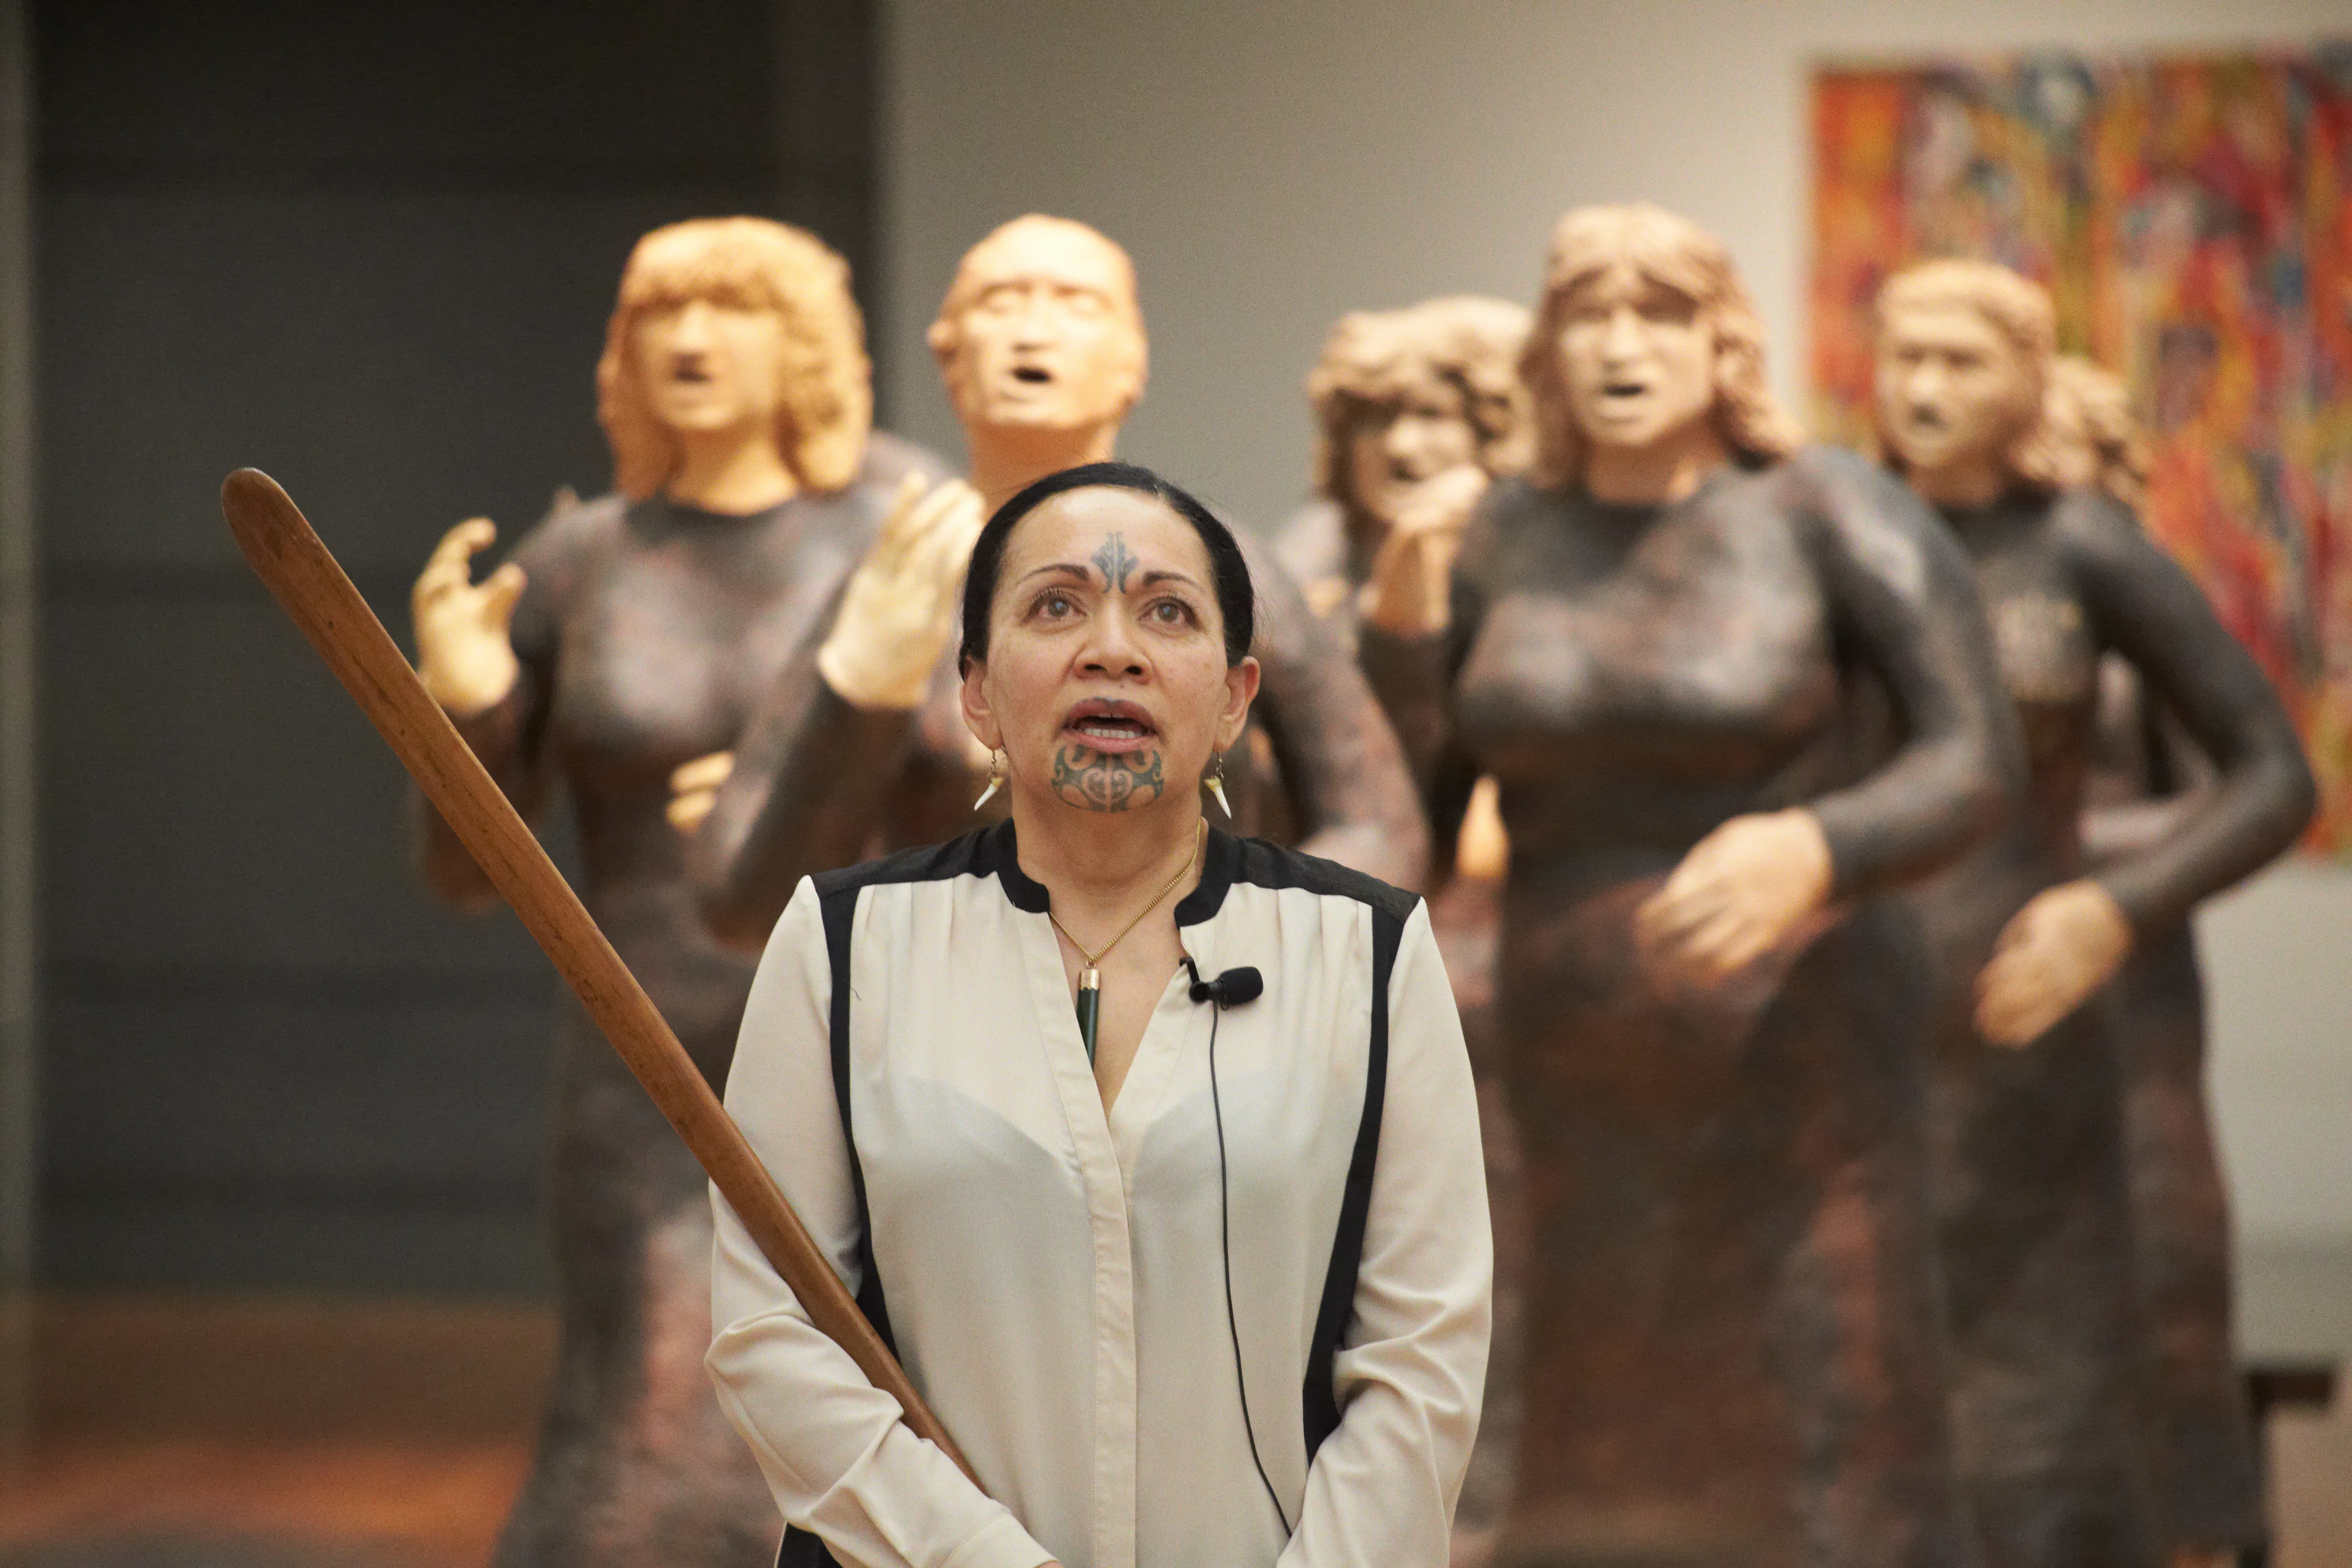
[958,461,1255,671]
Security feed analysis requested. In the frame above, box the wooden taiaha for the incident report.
[218,466,976,1484]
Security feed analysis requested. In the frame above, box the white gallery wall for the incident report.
[882,0,2352,1289]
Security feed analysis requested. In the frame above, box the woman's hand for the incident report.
[666,750,735,834]
[1360,466,1488,637]
[1975,878,2134,1046]
[1635,808,1834,985]
[817,475,988,710]
[412,517,525,717]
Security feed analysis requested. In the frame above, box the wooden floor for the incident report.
[0,1293,2346,1567]
[0,1296,551,1568]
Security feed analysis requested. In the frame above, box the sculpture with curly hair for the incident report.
[598,216,872,498]
[406,216,940,1568]
[1519,204,1801,491]
[1873,260,2313,1568]
[1359,205,2022,1568]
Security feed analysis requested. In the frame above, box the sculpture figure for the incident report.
[681,215,1427,936]
[2051,358,2266,1563]
[408,217,936,1568]
[1359,204,2022,1568]
[1275,296,1533,1556]
[1871,264,2315,1568]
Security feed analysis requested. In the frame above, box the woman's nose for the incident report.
[1079,607,1149,675]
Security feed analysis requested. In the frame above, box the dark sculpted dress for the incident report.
[416,436,938,1568]
[1363,447,2020,1568]
[688,530,1428,944]
[1910,491,2310,1568]
[2081,658,2265,1557]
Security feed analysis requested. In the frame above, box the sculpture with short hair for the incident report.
[926,213,1148,426]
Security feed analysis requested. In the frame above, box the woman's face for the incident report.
[1345,381,1480,532]
[1554,263,1717,453]
[961,487,1259,816]
[633,296,790,441]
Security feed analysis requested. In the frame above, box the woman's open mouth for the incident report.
[1062,699,1158,754]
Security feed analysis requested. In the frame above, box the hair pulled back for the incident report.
[958,462,1254,671]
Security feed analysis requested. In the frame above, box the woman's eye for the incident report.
[1033,590,1078,619]
[1149,598,1193,626]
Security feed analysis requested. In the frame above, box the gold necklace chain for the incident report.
[1049,818,1205,970]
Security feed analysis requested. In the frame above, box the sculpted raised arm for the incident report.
[408,507,574,908]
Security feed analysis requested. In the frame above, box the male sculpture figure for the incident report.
[680,215,1426,930]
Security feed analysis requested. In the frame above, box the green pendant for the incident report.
[1075,970,1101,1065]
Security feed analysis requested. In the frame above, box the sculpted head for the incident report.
[1308,297,1532,534]
[597,217,870,499]
[1872,260,2064,497]
[929,216,1147,441]
[1523,204,1801,490]
[957,464,1257,819]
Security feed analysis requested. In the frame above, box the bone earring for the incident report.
[973,749,1008,811]
[1203,751,1231,818]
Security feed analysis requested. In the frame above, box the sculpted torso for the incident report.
[1455,471,1846,870]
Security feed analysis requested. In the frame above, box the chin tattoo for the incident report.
[1052,743,1165,812]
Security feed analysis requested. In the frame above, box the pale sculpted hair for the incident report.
[1873,258,2067,492]
[1522,204,1803,490]
[926,214,1148,419]
[1307,296,1534,507]
[2044,354,2150,507]
[597,217,871,500]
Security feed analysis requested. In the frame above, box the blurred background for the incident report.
[0,1,2347,1564]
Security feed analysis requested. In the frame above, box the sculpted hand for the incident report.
[1635,809,1834,985]
[666,750,735,835]
[1975,878,2134,1047]
[412,517,524,718]
[1361,466,1488,637]
[818,475,988,710]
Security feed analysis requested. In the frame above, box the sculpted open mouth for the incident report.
[1062,698,1158,754]
[670,359,714,385]
[1012,364,1054,384]
[1601,379,1647,400]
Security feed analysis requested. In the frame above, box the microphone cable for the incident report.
[1189,957,1294,1539]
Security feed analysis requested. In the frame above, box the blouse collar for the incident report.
[981,817,1236,926]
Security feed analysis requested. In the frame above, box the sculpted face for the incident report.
[1553,263,1717,453]
[632,297,790,441]
[938,223,1142,436]
[1345,384,1481,530]
[962,487,1256,816]
[1875,300,2033,480]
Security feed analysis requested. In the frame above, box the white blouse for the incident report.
[707,823,1491,1568]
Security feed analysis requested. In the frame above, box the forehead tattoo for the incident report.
[1091,532,1138,593]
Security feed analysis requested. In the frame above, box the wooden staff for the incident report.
[220,467,975,1483]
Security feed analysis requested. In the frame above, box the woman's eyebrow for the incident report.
[1015,561,1097,585]
[1137,568,1204,590]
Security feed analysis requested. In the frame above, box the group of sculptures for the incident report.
[406,202,2316,1568]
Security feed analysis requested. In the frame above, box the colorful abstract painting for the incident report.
[1811,47,2352,853]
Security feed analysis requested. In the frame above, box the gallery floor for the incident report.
[0,1293,2345,1568]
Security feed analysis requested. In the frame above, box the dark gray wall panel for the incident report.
[33,0,877,1293]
